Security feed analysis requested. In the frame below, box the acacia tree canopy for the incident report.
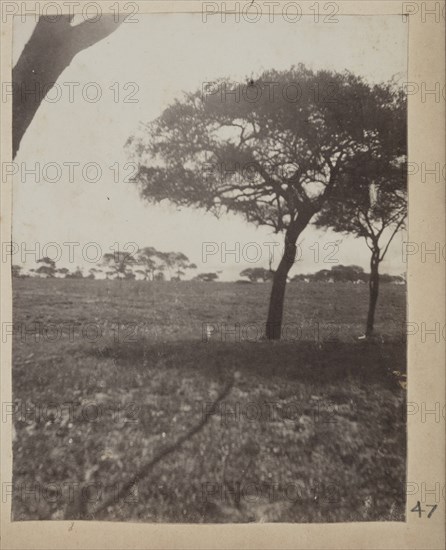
[128,65,405,339]
[240,267,273,282]
[129,66,399,227]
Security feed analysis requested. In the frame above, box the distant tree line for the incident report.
[11,248,199,281]
[12,259,405,286]
[237,264,405,284]
[289,265,405,284]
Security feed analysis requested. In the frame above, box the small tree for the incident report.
[156,251,196,280]
[88,267,102,279]
[315,108,407,336]
[135,269,148,281]
[66,267,84,279]
[330,265,366,283]
[136,247,159,280]
[194,272,219,282]
[157,252,176,279]
[168,252,197,280]
[101,251,136,280]
[35,257,57,278]
[313,269,332,282]
[57,267,70,278]
[290,274,307,283]
[240,267,273,282]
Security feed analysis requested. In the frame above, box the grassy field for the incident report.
[11,278,406,522]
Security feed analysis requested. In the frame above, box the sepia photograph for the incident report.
[1,1,441,539]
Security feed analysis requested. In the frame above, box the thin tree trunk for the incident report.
[366,249,380,337]
[265,212,313,340]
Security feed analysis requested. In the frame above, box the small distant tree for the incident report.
[101,251,136,280]
[135,269,148,280]
[57,267,70,278]
[66,267,84,279]
[157,251,175,278]
[195,272,219,282]
[290,273,309,283]
[168,252,197,280]
[88,267,102,279]
[312,269,331,282]
[156,251,197,280]
[330,264,366,283]
[136,247,159,280]
[12,265,22,278]
[35,257,57,278]
[380,273,393,283]
[240,267,273,283]
[154,263,166,281]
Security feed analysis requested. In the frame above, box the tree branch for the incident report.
[13,15,125,158]
[379,215,406,261]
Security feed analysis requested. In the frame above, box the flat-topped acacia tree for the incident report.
[127,65,405,339]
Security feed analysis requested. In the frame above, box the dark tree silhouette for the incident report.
[13,15,125,158]
[128,65,402,339]
[330,265,366,283]
[136,247,159,280]
[66,266,84,279]
[57,267,70,278]
[167,252,197,280]
[315,86,406,336]
[240,267,273,282]
[194,272,219,282]
[101,251,136,279]
[35,256,57,277]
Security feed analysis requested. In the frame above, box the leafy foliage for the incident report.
[314,84,406,255]
[194,272,219,282]
[101,252,136,280]
[35,257,57,278]
[128,65,403,238]
[240,267,273,282]
[290,265,404,284]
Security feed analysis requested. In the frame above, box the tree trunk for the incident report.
[265,212,313,340]
[13,15,123,158]
[366,249,380,337]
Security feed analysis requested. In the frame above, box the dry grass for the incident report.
[11,278,406,522]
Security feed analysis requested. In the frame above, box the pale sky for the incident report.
[12,14,408,279]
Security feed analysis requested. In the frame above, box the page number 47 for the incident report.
[411,501,438,518]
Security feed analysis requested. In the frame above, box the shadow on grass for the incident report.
[91,337,406,390]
